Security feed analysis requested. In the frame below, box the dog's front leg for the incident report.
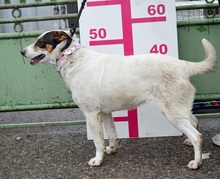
[102,113,118,154]
[85,111,105,166]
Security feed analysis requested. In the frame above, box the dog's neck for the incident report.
[56,43,82,74]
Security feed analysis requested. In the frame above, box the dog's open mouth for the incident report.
[30,54,45,65]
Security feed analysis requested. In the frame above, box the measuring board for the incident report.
[78,0,182,139]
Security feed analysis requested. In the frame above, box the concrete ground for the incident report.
[0,108,220,179]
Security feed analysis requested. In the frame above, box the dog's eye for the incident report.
[35,41,46,48]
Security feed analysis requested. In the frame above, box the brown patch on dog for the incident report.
[45,44,53,53]
[55,31,68,42]
[34,44,53,53]
[34,46,44,51]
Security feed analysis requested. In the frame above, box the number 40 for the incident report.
[150,44,168,54]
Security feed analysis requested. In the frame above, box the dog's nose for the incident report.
[20,49,26,57]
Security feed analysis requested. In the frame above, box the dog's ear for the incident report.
[56,31,73,52]
[56,31,69,42]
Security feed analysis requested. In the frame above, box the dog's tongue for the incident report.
[30,54,45,65]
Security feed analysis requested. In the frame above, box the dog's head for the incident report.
[21,30,73,65]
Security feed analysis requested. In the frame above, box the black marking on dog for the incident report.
[35,31,72,52]
[35,40,46,49]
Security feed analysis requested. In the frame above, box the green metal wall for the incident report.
[178,24,220,101]
[0,0,77,111]
[0,37,73,111]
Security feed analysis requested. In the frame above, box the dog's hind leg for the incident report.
[102,113,118,154]
[183,113,199,147]
[85,111,105,166]
[189,113,199,129]
[164,110,202,169]
[157,79,202,169]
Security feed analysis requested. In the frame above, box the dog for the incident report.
[21,30,217,169]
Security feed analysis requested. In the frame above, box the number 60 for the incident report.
[147,4,165,16]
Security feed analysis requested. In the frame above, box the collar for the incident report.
[56,43,82,73]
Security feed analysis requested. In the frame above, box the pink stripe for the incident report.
[87,0,139,138]
[87,0,121,6]
[120,0,133,56]
[131,16,167,23]
[114,109,139,138]
[90,39,124,46]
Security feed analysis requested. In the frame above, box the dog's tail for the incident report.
[187,39,217,77]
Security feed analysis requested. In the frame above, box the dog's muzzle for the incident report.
[20,49,26,57]
[20,49,45,65]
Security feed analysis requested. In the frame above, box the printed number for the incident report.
[147,4,165,16]
[150,44,168,54]
[89,28,107,39]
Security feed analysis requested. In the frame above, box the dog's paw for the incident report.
[183,139,193,147]
[187,160,202,170]
[88,157,103,167]
[104,146,117,154]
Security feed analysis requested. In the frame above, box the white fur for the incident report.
[21,32,217,170]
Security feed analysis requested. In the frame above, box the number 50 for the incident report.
[90,28,107,39]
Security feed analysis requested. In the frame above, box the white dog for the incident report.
[21,30,217,169]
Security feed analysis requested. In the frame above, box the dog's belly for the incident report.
[101,90,148,111]
[71,89,147,113]
[100,97,146,113]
